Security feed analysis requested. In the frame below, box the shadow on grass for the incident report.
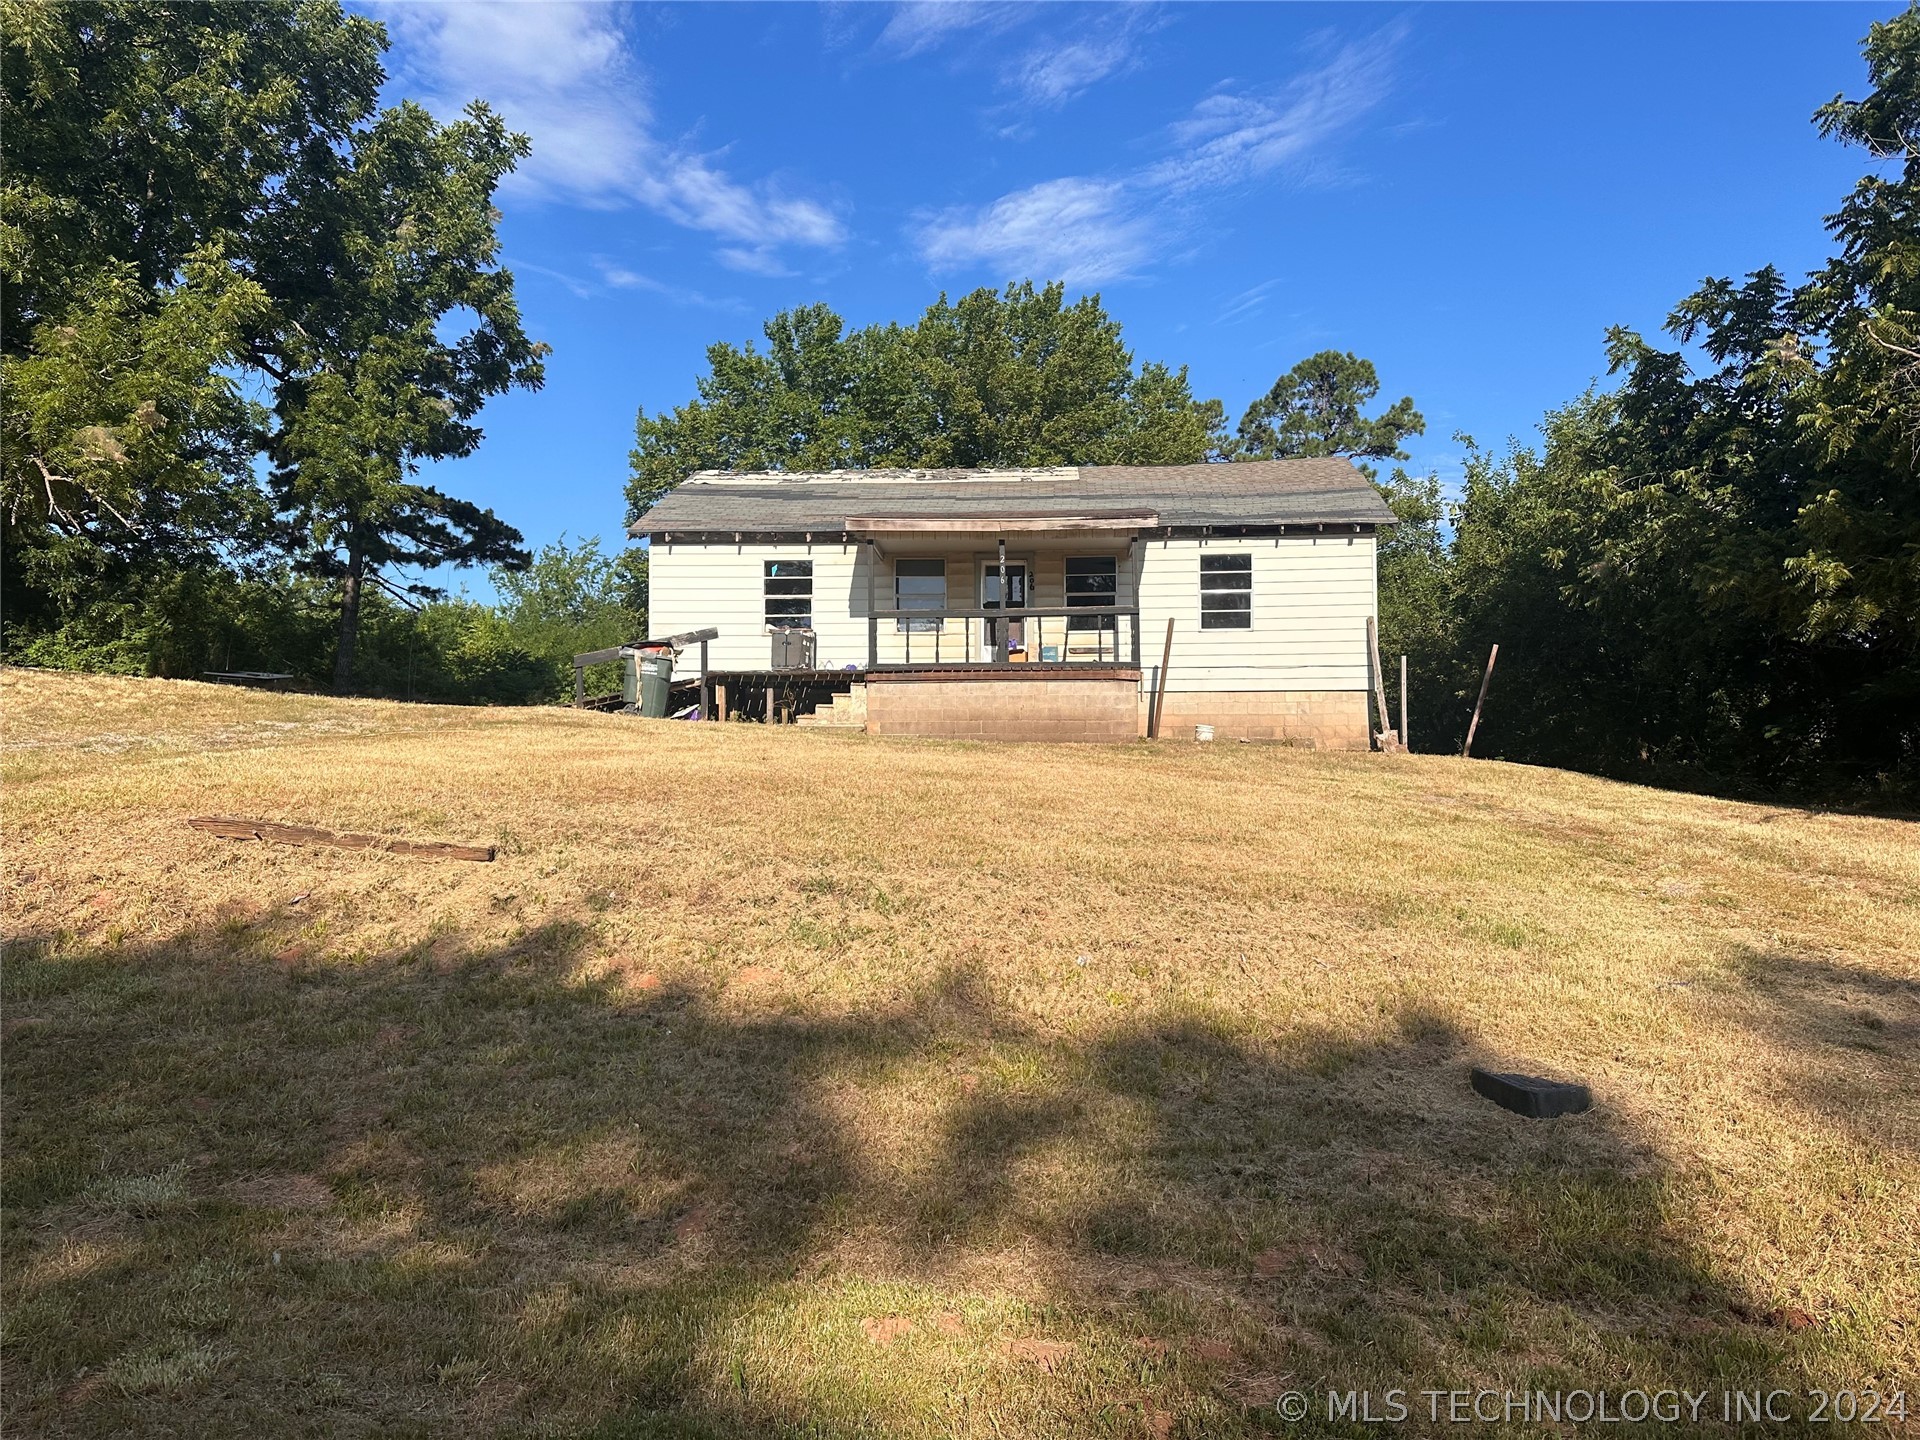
[1722,947,1920,1159]
[2,911,1900,1438]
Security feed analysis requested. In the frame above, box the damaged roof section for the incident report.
[629,459,1395,536]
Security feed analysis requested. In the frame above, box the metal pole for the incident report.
[1400,653,1409,751]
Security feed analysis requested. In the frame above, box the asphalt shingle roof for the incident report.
[628,459,1395,535]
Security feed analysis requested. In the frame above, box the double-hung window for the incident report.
[894,557,946,632]
[1199,553,1252,629]
[1065,556,1118,634]
[764,559,813,630]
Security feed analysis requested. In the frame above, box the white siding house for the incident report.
[631,461,1393,746]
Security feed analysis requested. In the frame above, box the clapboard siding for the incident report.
[651,541,869,677]
[649,533,1373,691]
[1133,535,1374,693]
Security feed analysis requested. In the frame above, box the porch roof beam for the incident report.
[871,604,1134,619]
[844,512,1156,533]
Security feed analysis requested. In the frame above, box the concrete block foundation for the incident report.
[1145,690,1370,750]
[860,672,1370,750]
[864,669,1140,743]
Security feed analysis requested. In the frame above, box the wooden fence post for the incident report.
[1149,618,1175,738]
[1400,653,1408,751]
[1462,644,1499,759]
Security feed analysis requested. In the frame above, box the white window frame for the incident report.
[764,558,813,631]
[1199,552,1252,629]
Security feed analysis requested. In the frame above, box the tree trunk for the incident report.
[333,545,365,693]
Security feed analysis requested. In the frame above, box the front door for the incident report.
[979,561,1029,661]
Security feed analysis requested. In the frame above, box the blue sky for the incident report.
[369,1,1890,587]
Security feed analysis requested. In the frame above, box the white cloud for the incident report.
[590,258,743,311]
[914,22,1403,285]
[1003,11,1153,108]
[1216,278,1283,324]
[715,246,798,278]
[503,254,741,311]
[596,263,649,290]
[1008,33,1138,107]
[915,178,1155,285]
[1148,27,1401,193]
[508,258,596,299]
[877,3,1149,111]
[381,2,845,256]
[875,2,1025,58]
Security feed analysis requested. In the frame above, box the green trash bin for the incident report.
[637,651,675,717]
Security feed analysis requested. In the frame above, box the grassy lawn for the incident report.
[3,667,1916,1437]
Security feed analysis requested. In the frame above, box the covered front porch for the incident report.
[840,513,1152,739]
[643,510,1171,738]
[853,512,1148,671]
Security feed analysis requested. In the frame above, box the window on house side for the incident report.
[895,557,946,632]
[765,559,813,630]
[1199,552,1252,629]
[1065,556,1118,634]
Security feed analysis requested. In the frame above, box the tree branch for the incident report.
[32,456,144,535]
[31,457,80,530]
[1864,320,1920,362]
[245,342,291,382]
[367,570,425,611]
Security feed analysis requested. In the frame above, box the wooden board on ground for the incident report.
[187,816,496,862]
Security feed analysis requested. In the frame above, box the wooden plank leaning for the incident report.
[1462,644,1500,759]
[1366,616,1402,753]
[1149,618,1175,739]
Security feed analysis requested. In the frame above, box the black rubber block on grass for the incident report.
[1470,1068,1592,1119]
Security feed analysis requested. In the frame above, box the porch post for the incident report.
[997,536,1008,659]
[866,540,880,669]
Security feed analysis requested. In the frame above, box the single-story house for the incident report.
[628,459,1395,746]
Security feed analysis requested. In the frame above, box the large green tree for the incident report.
[2,0,543,691]
[628,282,1224,519]
[1442,7,1920,794]
[1,0,385,646]
[1230,349,1444,677]
[1790,7,1920,668]
[1231,349,1425,468]
[256,99,546,688]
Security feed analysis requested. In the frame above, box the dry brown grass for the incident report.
[3,667,1916,1437]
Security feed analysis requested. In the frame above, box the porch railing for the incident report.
[866,606,1142,670]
